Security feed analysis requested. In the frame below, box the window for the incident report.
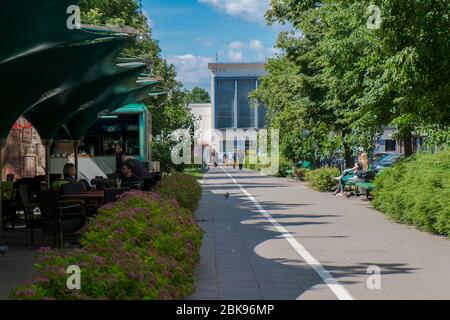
[216,79,235,129]
[237,79,256,128]
[385,139,397,152]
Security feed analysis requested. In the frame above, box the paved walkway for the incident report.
[191,167,450,300]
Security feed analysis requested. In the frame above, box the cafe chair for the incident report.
[17,188,41,245]
[38,190,86,248]
[1,181,17,229]
[140,177,155,191]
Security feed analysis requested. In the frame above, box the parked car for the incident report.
[374,154,405,171]
[371,153,390,163]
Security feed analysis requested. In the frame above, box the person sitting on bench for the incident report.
[333,153,369,196]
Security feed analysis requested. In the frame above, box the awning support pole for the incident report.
[44,140,54,190]
[72,140,80,180]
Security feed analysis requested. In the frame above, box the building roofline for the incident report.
[208,62,266,71]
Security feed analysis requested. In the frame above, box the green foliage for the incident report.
[79,0,196,171]
[184,87,211,105]
[277,156,294,178]
[294,168,309,181]
[258,0,450,163]
[373,150,450,236]
[11,188,204,300]
[157,172,202,212]
[305,168,340,192]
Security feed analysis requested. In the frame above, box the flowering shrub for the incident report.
[11,190,204,300]
[156,171,202,212]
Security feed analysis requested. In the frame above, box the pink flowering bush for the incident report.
[157,172,202,212]
[11,189,204,300]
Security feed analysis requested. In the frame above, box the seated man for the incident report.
[120,162,140,188]
[122,155,151,178]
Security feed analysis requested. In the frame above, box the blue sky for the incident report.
[142,0,283,91]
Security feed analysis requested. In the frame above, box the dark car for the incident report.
[374,154,405,171]
[371,153,390,163]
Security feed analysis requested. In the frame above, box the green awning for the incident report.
[0,0,106,64]
[0,37,129,139]
[25,63,146,139]
[65,83,160,140]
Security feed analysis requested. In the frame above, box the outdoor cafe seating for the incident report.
[1,169,158,248]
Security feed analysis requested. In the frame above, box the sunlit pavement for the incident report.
[191,167,450,300]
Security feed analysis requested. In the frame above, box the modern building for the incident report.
[208,63,267,157]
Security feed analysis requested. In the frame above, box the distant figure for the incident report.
[115,144,125,174]
[223,153,228,167]
[233,150,237,169]
[211,149,217,167]
[238,149,245,171]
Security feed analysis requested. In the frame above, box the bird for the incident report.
[0,245,9,256]
[225,192,230,200]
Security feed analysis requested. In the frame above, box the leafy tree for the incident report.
[360,0,450,155]
[79,0,196,171]
[259,0,450,165]
[184,87,211,105]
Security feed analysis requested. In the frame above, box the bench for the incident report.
[355,182,375,198]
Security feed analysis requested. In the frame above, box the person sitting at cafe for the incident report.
[121,162,140,188]
[121,155,151,178]
[52,163,87,191]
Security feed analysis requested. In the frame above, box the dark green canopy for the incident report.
[65,83,159,140]
[0,0,105,64]
[0,37,130,139]
[25,62,146,140]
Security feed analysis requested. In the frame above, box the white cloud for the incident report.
[220,39,276,62]
[228,41,245,50]
[227,50,244,62]
[166,54,215,90]
[199,0,270,23]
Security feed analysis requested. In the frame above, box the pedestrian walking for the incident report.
[238,149,245,171]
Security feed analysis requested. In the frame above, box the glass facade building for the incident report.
[215,78,266,130]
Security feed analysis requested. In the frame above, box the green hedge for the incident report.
[157,171,202,212]
[305,168,340,192]
[11,175,204,300]
[373,150,450,237]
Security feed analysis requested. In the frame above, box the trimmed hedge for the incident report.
[305,168,340,192]
[373,150,450,237]
[157,171,202,212]
[11,175,204,300]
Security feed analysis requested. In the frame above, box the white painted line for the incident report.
[222,168,355,301]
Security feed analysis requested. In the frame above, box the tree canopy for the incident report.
[255,0,450,165]
[79,0,196,171]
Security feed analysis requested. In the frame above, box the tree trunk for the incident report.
[344,143,354,169]
[341,131,354,169]
[403,134,414,157]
